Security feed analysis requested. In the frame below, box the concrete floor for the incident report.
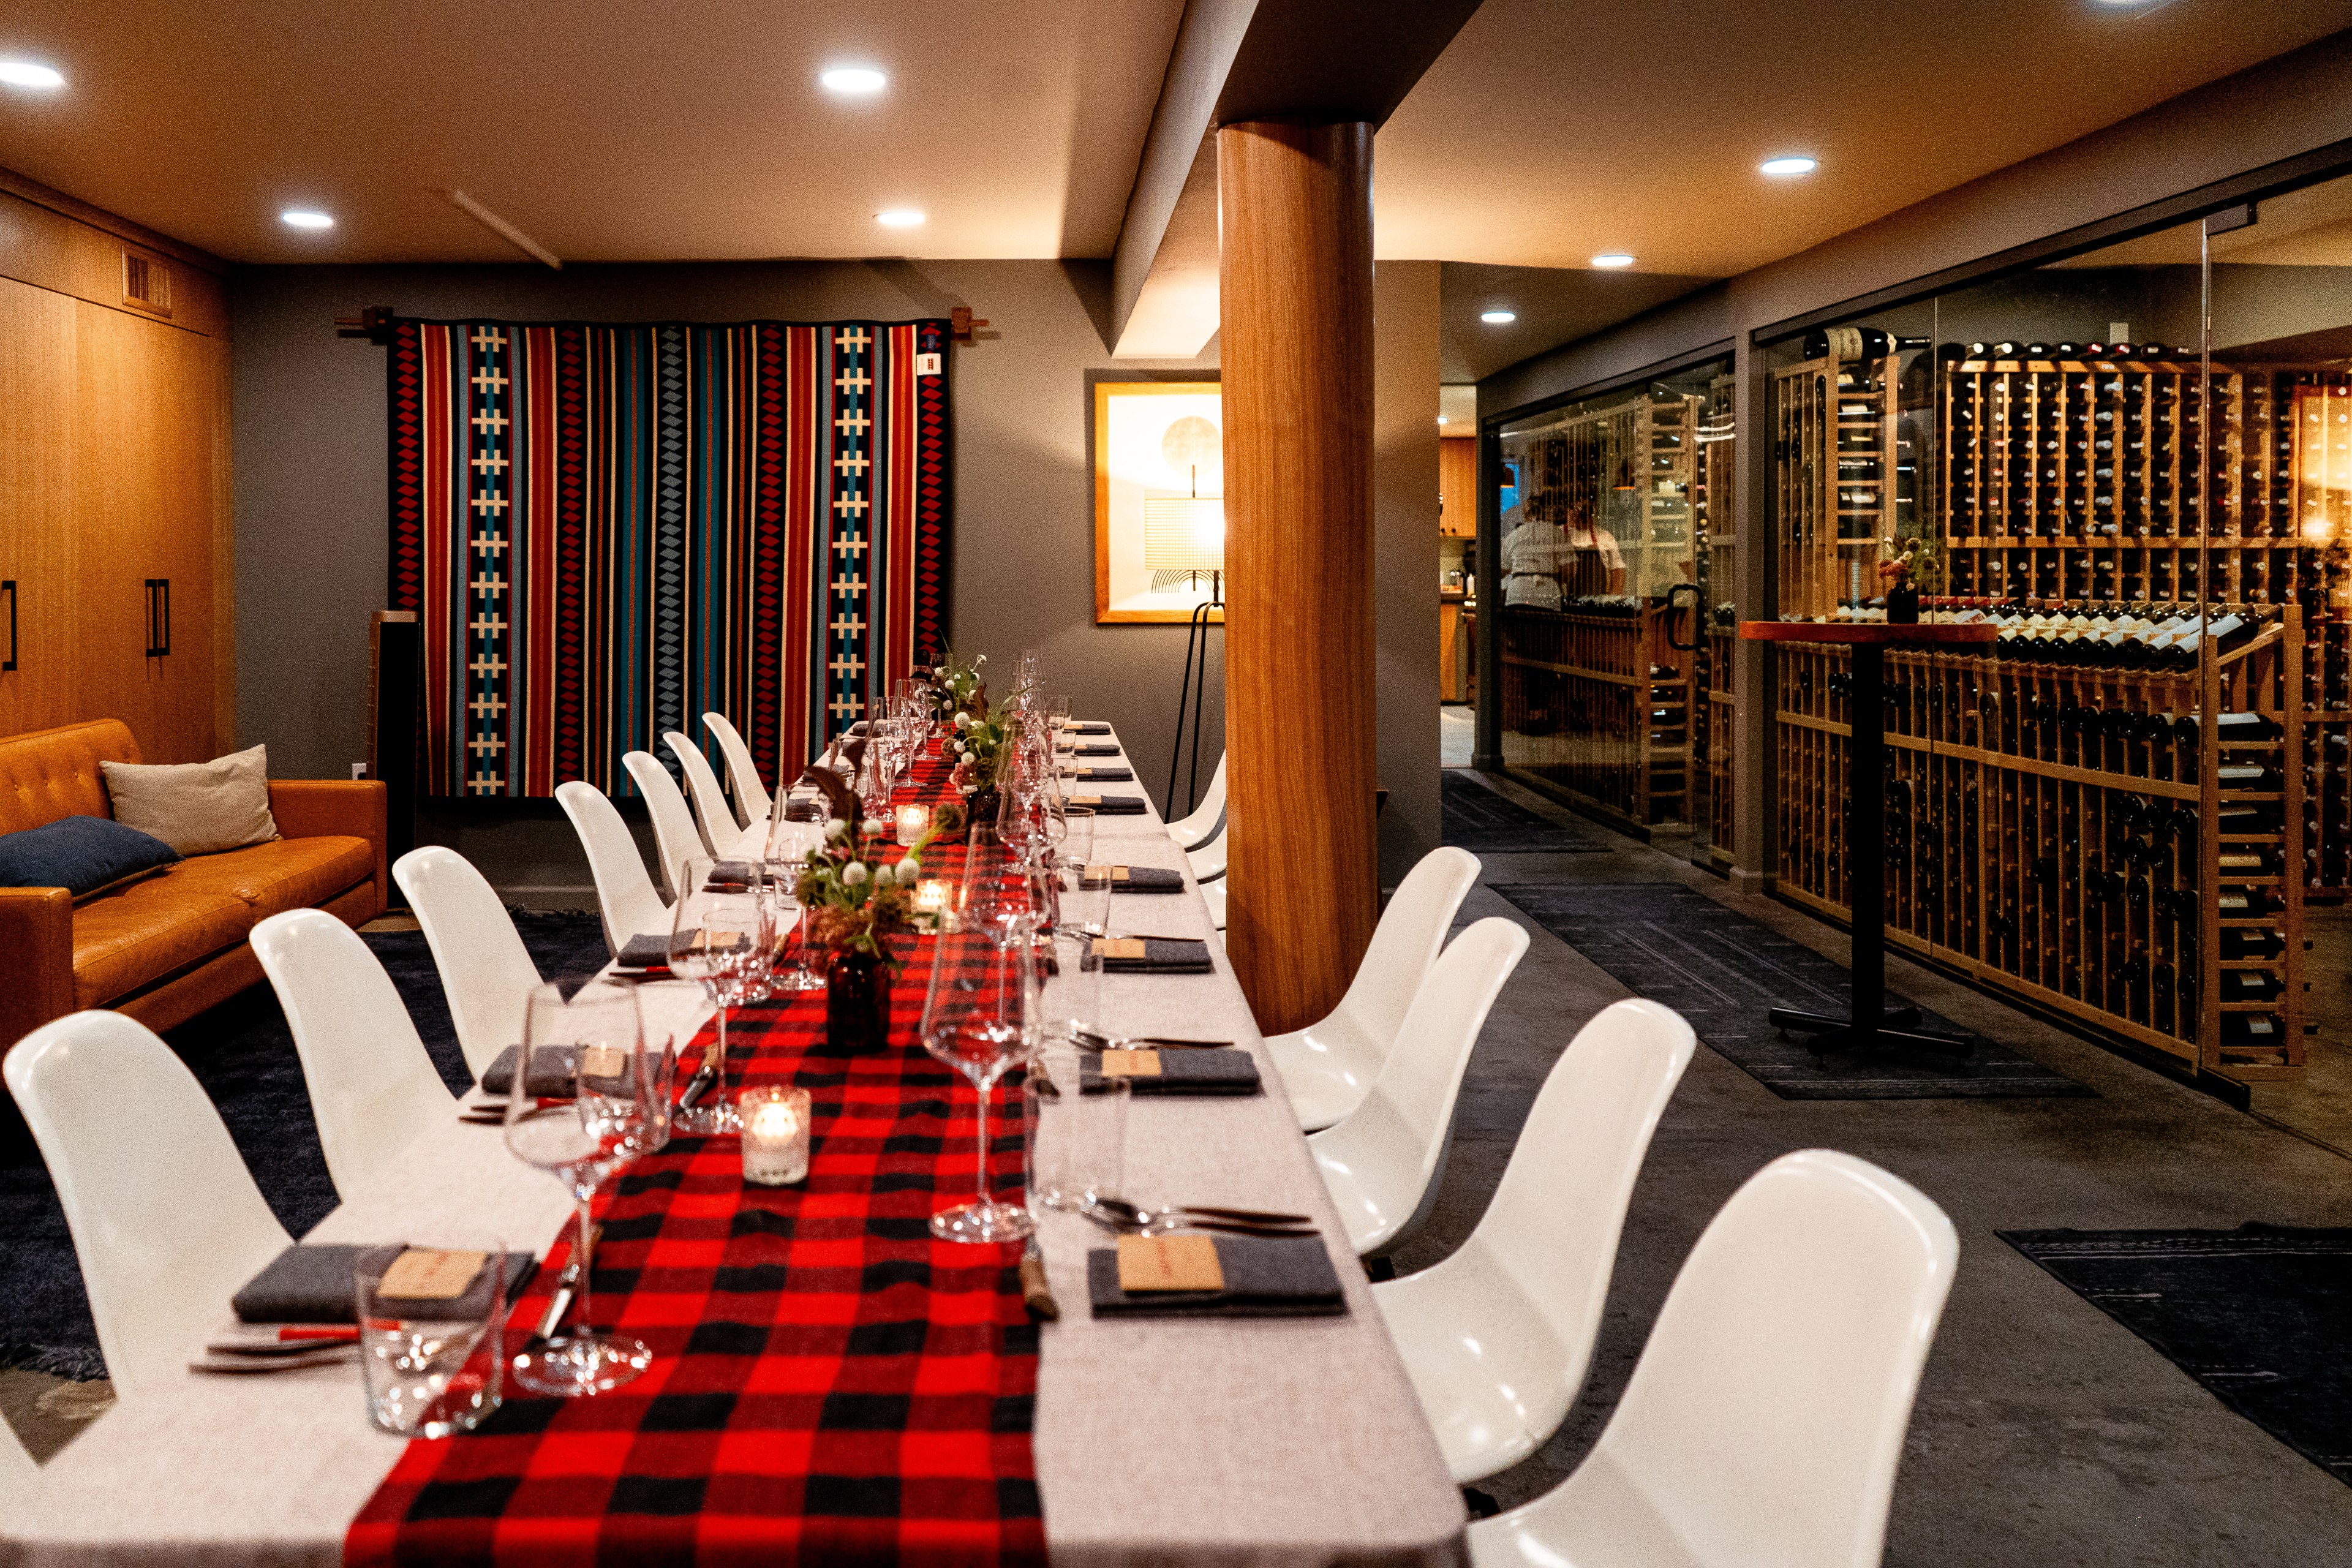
[12,793,2352,1561]
[1441,704,1474,768]
[1390,772,2352,1566]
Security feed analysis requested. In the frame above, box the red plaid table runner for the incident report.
[348,751,1047,1566]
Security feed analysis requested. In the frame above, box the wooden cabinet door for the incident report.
[0,279,81,739]
[73,301,221,762]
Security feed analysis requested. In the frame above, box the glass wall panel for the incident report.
[1488,356,1734,857]
[1762,176,2352,1080]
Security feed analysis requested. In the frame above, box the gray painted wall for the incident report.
[230,259,1220,900]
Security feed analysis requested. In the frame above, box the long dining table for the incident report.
[5,722,1468,1568]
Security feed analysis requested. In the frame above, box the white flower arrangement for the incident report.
[841,862,869,886]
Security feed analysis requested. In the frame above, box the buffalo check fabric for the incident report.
[345,755,1044,1567]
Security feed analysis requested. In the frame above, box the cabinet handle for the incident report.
[145,578,171,658]
[2,581,14,671]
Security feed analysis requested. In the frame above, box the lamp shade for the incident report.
[1142,496,1226,573]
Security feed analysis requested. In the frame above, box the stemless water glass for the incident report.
[920,919,1042,1243]
[1024,1047,1127,1212]
[763,796,829,993]
[669,858,768,1134]
[505,982,654,1396]
[353,1237,507,1438]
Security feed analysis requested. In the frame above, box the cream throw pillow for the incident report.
[101,744,281,856]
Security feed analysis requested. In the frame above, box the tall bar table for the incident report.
[1741,619,1998,1058]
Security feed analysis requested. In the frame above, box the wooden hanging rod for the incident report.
[334,306,399,345]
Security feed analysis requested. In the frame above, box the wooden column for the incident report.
[1218,121,1377,1033]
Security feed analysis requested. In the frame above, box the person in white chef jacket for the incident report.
[1501,497,1624,606]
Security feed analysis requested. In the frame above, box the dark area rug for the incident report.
[1441,772,1607,854]
[2002,1225,2352,1488]
[1488,882,2092,1099]
[0,913,609,1380]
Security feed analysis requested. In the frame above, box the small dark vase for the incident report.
[962,788,1000,837]
[824,949,892,1054]
[1885,582,1920,624]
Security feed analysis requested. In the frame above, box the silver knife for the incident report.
[529,1226,598,1346]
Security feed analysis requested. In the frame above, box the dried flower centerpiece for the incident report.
[927,649,989,724]
[792,767,935,1052]
[943,696,1018,831]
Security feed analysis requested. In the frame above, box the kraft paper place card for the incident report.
[1098,1049,1162,1076]
[1117,1234,1224,1293]
[377,1248,488,1300]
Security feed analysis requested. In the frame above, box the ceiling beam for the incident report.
[1109,0,1485,360]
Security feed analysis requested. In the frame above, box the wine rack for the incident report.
[1499,605,1689,833]
[1771,609,2305,1078]
[1694,373,1738,869]
[1934,352,2352,901]
[1703,619,1737,864]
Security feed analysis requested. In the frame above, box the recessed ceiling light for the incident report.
[820,66,888,94]
[0,60,65,89]
[281,210,334,230]
[1591,253,1637,268]
[1480,310,1516,325]
[1760,156,1819,177]
[875,209,924,228]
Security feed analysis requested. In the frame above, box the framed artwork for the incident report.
[1093,380,1229,624]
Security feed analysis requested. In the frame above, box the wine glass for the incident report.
[505,981,654,1396]
[763,796,829,993]
[919,921,1041,1243]
[669,857,767,1134]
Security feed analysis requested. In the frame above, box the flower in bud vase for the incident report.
[791,767,937,1053]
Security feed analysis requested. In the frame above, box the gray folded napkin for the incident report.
[233,1244,537,1324]
[1071,744,1120,757]
[1081,1050,1259,1096]
[1065,794,1147,815]
[616,932,676,970]
[1088,937,1215,974]
[1068,767,1133,783]
[1086,1235,1346,1318]
[1069,723,1112,735]
[1080,865,1182,894]
[703,861,759,892]
[478,1045,638,1097]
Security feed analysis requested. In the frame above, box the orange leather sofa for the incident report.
[0,719,387,1054]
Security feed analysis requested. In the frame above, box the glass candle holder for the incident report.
[739,1087,812,1186]
[895,804,932,845]
[914,878,954,932]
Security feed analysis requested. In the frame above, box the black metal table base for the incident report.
[1770,1005,1973,1060]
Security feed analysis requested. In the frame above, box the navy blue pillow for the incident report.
[0,815,181,899]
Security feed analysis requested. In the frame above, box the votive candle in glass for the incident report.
[914,878,953,931]
[740,1087,812,1186]
[895,804,932,845]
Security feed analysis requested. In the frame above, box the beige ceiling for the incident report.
[1374,0,2352,277]
[0,0,1184,263]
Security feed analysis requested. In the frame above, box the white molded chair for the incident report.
[1374,999,1697,1483]
[1269,846,1482,1131]
[1200,878,1227,932]
[251,909,457,1196]
[3,1012,292,1399]
[704,711,773,827]
[624,749,709,904]
[1310,915,1528,1257]
[667,729,741,846]
[556,780,673,959]
[1167,753,1227,851]
[1185,832,1225,883]
[1469,1150,1959,1568]
[1,1415,37,1498]
[393,846,541,1079]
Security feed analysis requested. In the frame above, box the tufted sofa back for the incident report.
[0,720,140,837]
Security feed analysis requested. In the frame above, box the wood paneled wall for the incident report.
[1439,436,1477,539]
[0,172,231,761]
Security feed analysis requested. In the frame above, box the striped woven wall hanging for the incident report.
[387,318,949,799]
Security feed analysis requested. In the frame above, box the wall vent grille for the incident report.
[121,250,172,317]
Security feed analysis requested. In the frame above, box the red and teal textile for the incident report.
[388,318,950,800]
[344,749,1047,1566]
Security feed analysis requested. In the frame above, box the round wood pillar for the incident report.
[1217,121,1377,1034]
